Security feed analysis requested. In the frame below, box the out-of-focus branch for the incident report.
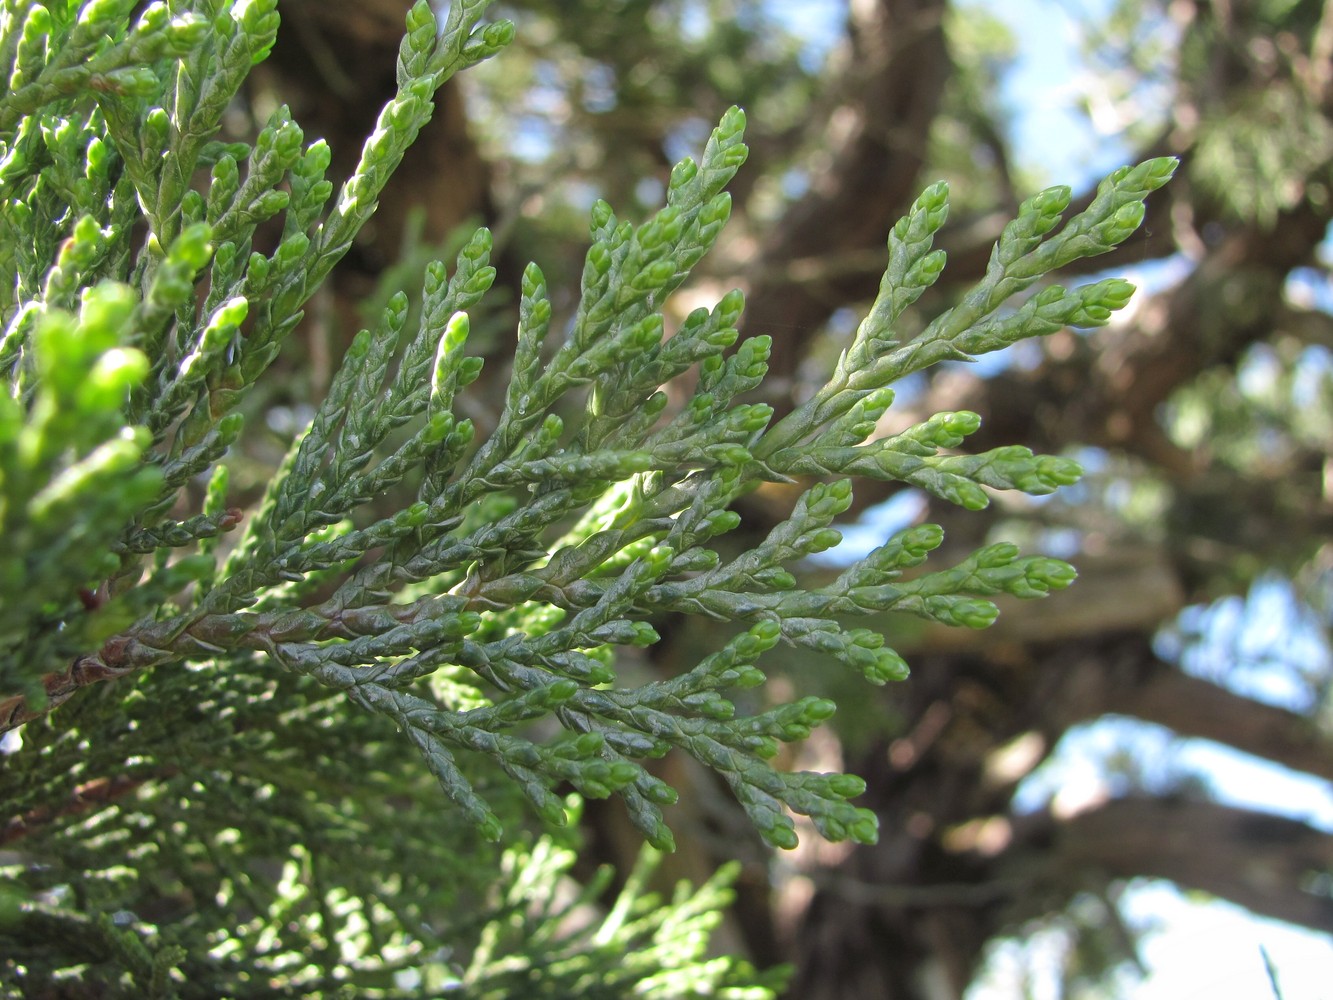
[1021,796,1333,933]
[1030,630,1333,786]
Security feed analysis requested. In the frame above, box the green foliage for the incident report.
[1194,83,1333,226]
[0,0,1172,994]
[452,828,786,998]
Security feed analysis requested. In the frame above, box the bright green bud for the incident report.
[976,542,1019,569]
[608,762,640,786]
[100,67,160,97]
[940,410,981,440]
[1088,277,1135,311]
[821,817,847,841]
[638,207,682,251]
[208,155,239,213]
[717,141,748,173]
[907,523,946,554]
[626,314,663,351]
[216,412,245,445]
[463,266,495,297]
[405,0,436,35]
[699,191,732,228]
[299,138,332,178]
[1097,201,1146,245]
[572,732,604,756]
[626,621,659,645]
[237,0,279,36]
[250,189,289,221]
[271,122,304,165]
[801,697,837,723]
[442,309,470,355]
[181,190,206,225]
[669,157,698,191]
[274,233,309,269]
[895,182,946,244]
[476,814,503,842]
[947,599,999,629]
[203,297,248,346]
[915,179,950,228]
[421,411,454,444]
[1028,184,1072,231]
[78,283,136,352]
[643,780,677,805]
[705,444,751,466]
[714,106,746,145]
[1139,155,1179,191]
[908,248,947,286]
[765,823,798,851]
[827,773,866,799]
[733,666,766,689]
[805,528,842,553]
[648,824,676,853]
[669,548,716,573]
[86,136,110,177]
[246,252,271,289]
[849,813,879,844]
[81,0,131,28]
[589,199,615,234]
[1039,455,1082,487]
[812,477,853,513]
[580,780,612,799]
[587,242,614,276]
[630,259,677,291]
[868,648,910,684]
[466,18,515,58]
[754,568,796,590]
[80,348,149,411]
[949,481,990,510]
[693,698,735,720]
[164,12,208,53]
[142,107,169,148]
[536,795,569,828]
[1028,558,1077,591]
[730,403,772,434]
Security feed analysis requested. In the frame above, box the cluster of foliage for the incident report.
[0,0,1171,994]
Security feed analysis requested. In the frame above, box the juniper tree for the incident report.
[0,0,1173,995]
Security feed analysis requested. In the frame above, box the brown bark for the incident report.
[1026,797,1333,932]
[1104,659,1333,785]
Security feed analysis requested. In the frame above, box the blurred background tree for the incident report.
[246,0,1333,994]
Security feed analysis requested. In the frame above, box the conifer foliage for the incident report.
[0,0,1172,994]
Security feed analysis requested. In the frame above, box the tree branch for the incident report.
[1095,642,1333,785]
[1025,796,1333,933]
